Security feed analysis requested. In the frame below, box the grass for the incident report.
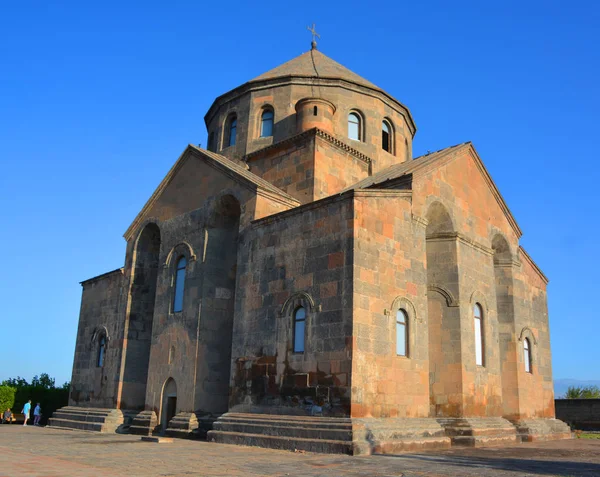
[578,433,600,439]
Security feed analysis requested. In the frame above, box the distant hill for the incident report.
[554,378,600,398]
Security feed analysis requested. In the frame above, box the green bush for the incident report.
[2,374,69,425]
[0,386,16,413]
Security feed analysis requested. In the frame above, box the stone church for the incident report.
[50,42,570,453]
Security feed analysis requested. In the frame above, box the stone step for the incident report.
[213,421,353,441]
[450,434,518,447]
[372,436,452,454]
[47,418,106,432]
[51,412,119,424]
[48,406,124,433]
[225,412,353,424]
[208,430,355,454]
[218,415,353,431]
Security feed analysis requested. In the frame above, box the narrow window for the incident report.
[293,307,306,353]
[396,309,408,356]
[474,304,484,366]
[524,338,532,373]
[313,106,318,116]
[348,112,361,141]
[260,109,274,137]
[382,120,392,153]
[228,117,237,147]
[173,256,187,313]
[97,336,106,367]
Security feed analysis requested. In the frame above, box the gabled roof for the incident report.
[344,142,523,238]
[250,49,381,91]
[192,146,298,202]
[344,143,470,192]
[123,145,299,240]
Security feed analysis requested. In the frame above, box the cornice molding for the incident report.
[243,127,374,167]
[426,231,494,257]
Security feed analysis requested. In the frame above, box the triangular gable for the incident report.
[346,142,522,238]
[123,145,299,241]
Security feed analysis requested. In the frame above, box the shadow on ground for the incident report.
[379,453,600,476]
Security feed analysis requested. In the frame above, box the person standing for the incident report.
[21,400,31,426]
[33,403,42,426]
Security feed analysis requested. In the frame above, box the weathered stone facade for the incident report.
[53,46,570,452]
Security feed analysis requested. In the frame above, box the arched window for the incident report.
[348,112,362,141]
[474,303,484,366]
[524,338,532,373]
[382,119,393,153]
[173,256,187,313]
[260,109,274,137]
[227,115,237,147]
[396,309,408,357]
[97,335,106,367]
[293,307,306,353]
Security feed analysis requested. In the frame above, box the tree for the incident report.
[565,385,600,399]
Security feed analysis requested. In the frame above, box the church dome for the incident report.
[204,48,416,170]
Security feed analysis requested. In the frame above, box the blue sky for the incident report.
[0,1,598,386]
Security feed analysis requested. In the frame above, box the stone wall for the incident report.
[70,269,124,408]
[230,193,355,415]
[247,129,371,204]
[555,399,600,430]
[351,190,430,418]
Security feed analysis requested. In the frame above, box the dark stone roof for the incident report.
[250,49,381,91]
[343,143,471,191]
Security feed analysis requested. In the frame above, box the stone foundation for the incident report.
[208,413,452,455]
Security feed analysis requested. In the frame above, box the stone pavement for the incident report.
[1,426,599,477]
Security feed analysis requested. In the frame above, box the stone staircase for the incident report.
[358,418,451,453]
[48,406,124,433]
[208,413,359,454]
[514,418,572,442]
[437,417,518,447]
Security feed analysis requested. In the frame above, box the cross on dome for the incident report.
[307,23,320,50]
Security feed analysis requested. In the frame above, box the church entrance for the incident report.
[161,378,177,432]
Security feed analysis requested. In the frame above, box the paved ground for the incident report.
[1,426,599,477]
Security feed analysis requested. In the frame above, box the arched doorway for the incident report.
[161,378,177,432]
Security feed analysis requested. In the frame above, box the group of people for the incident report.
[2,400,42,426]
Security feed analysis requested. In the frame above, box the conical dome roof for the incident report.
[250,49,381,91]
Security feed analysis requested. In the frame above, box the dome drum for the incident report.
[294,98,336,135]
